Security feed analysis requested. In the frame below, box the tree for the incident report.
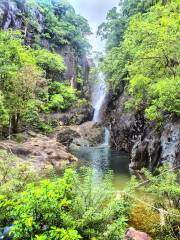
[98,0,160,50]
[0,30,43,133]
[6,65,42,133]
[102,0,180,121]
[34,48,65,81]
[123,0,180,119]
[0,92,8,133]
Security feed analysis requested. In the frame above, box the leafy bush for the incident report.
[141,165,180,239]
[0,150,38,196]
[35,228,82,240]
[34,49,65,81]
[46,82,77,111]
[0,150,37,227]
[0,168,128,240]
[21,99,53,134]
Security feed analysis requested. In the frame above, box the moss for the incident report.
[129,203,160,238]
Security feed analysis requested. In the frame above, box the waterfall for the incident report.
[92,70,107,123]
[90,56,110,146]
[104,127,110,146]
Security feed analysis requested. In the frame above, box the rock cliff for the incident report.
[105,93,180,170]
[0,0,90,87]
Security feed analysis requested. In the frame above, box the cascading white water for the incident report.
[103,127,110,146]
[92,71,107,123]
[91,60,110,146]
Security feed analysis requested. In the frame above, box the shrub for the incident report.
[129,204,160,237]
[0,150,39,227]
[0,150,38,196]
[0,168,129,240]
[34,49,65,81]
[47,82,77,111]
[142,165,180,239]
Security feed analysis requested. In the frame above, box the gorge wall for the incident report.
[0,0,90,88]
[105,93,180,171]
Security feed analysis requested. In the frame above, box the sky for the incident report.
[69,0,119,52]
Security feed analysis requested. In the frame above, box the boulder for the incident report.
[0,135,78,171]
[77,121,104,145]
[125,227,151,240]
[56,128,81,146]
[56,121,104,149]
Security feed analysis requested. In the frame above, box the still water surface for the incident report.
[72,145,131,190]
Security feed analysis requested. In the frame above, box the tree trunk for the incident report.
[11,113,20,134]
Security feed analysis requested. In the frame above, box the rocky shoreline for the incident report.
[0,133,77,172]
[0,121,105,172]
[104,92,180,171]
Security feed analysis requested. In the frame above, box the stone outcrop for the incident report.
[130,118,180,171]
[56,128,81,146]
[105,94,145,152]
[125,227,151,240]
[0,0,90,86]
[0,133,78,171]
[105,93,180,170]
[46,102,94,126]
[56,121,104,148]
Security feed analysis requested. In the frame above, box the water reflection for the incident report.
[72,145,130,190]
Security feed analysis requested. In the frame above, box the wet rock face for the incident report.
[130,119,180,171]
[160,119,180,165]
[130,130,162,171]
[0,0,22,29]
[47,102,94,126]
[105,94,145,152]
[105,93,180,170]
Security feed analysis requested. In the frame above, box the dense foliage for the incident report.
[98,0,160,50]
[142,165,180,239]
[0,0,92,135]
[12,0,91,54]
[0,30,43,133]
[0,167,129,240]
[0,150,38,196]
[101,0,180,121]
[0,28,86,134]
[0,151,179,240]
